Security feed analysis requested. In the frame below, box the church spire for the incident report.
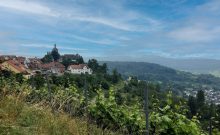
[51,43,60,61]
[52,44,58,52]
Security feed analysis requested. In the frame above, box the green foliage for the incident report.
[197,90,205,108]
[88,59,107,74]
[62,54,84,69]
[89,88,144,134]
[188,96,197,117]
[0,70,13,78]
[0,64,216,134]
[76,55,84,64]
[186,90,220,133]
[18,107,44,127]
[15,73,24,84]
[29,74,45,89]
[88,88,205,135]
[62,58,74,68]
[88,59,99,72]
[0,95,119,135]
[41,44,61,63]
[150,92,205,135]
[41,53,53,63]
[105,61,220,93]
[111,69,121,84]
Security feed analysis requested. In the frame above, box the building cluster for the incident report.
[0,46,92,78]
[0,55,92,78]
[184,89,220,105]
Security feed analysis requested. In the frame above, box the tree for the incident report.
[42,53,53,63]
[112,69,121,84]
[188,96,197,117]
[100,63,107,74]
[216,105,220,129]
[62,54,84,69]
[62,58,76,69]
[15,73,24,84]
[51,44,60,61]
[88,59,99,72]
[87,59,108,74]
[196,90,205,109]
[30,74,45,89]
[0,70,13,78]
[76,55,84,64]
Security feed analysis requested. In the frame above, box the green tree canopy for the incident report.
[41,53,53,63]
[197,90,205,108]
[188,96,198,117]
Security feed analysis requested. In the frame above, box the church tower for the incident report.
[51,44,60,62]
[52,44,58,53]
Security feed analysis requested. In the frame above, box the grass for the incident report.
[0,95,120,135]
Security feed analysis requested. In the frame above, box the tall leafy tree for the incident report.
[42,53,53,63]
[62,58,76,69]
[88,59,99,72]
[196,90,205,109]
[188,96,197,117]
[101,63,107,74]
[15,73,24,84]
[76,55,84,64]
[112,69,121,84]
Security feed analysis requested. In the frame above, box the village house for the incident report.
[16,57,26,65]
[0,55,16,62]
[1,60,27,74]
[26,58,43,70]
[42,62,65,75]
[67,64,92,74]
[0,60,31,78]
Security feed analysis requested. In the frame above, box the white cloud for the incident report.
[168,0,220,43]
[0,0,161,32]
[70,34,114,45]
[0,0,58,17]
[169,26,220,42]
[69,16,137,32]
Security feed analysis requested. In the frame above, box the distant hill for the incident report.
[140,57,220,75]
[99,56,220,75]
[103,61,220,94]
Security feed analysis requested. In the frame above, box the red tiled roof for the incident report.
[42,62,65,69]
[16,57,26,64]
[28,58,43,69]
[68,64,88,69]
[29,58,42,63]
[5,60,27,73]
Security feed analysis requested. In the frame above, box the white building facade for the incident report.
[68,64,92,74]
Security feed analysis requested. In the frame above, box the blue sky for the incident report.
[0,0,220,60]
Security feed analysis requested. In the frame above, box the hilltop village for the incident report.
[0,45,92,78]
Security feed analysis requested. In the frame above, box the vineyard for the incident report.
[0,70,213,135]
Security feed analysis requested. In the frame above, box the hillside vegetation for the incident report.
[1,59,220,134]
[0,72,212,134]
[0,91,118,135]
[104,61,220,93]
